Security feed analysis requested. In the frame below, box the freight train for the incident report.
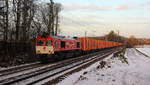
[36,33,123,63]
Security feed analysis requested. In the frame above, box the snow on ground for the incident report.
[56,48,150,85]
[0,67,5,70]
[136,48,150,57]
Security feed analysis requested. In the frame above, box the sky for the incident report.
[42,0,150,38]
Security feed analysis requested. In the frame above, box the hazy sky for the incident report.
[42,0,150,38]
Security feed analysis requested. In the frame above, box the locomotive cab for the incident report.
[36,34,54,55]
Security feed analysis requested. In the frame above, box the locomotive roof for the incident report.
[52,36,80,41]
[37,35,80,42]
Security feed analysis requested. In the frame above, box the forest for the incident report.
[0,0,61,41]
[0,0,62,67]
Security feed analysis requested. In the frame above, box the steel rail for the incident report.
[0,47,123,85]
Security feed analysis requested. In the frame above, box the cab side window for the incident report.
[54,41,57,48]
[46,40,52,46]
[61,41,65,48]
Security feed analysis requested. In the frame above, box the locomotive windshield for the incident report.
[37,40,44,46]
[46,40,52,46]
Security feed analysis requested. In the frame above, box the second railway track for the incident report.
[0,62,41,77]
[134,48,150,58]
[0,47,124,85]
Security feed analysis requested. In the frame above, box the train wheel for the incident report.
[55,52,65,61]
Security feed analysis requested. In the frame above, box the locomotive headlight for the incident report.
[37,50,40,53]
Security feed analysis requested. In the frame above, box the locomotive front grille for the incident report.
[36,46,54,54]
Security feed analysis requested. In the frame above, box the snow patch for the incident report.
[56,48,150,85]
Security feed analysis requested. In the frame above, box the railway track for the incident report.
[0,62,40,77]
[134,48,150,58]
[0,47,123,85]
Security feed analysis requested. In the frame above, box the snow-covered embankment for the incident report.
[56,48,150,85]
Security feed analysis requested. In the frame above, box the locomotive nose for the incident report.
[43,46,46,50]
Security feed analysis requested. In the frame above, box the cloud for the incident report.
[115,3,142,10]
[116,4,130,10]
[60,15,105,28]
[144,1,150,5]
[62,2,112,11]
[62,3,139,11]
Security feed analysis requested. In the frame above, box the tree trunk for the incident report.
[2,0,9,40]
[15,0,21,40]
[21,0,28,41]
[55,12,59,36]
[50,0,54,35]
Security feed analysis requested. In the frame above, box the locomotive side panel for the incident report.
[52,37,81,52]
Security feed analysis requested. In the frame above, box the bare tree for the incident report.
[49,0,54,35]
[0,0,9,40]
[53,3,61,36]
[40,3,52,35]
[21,0,36,40]
[12,0,22,40]
[0,0,61,40]
[5,0,9,40]
[12,0,36,40]
[0,1,5,39]
[33,5,42,35]
[39,1,62,36]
